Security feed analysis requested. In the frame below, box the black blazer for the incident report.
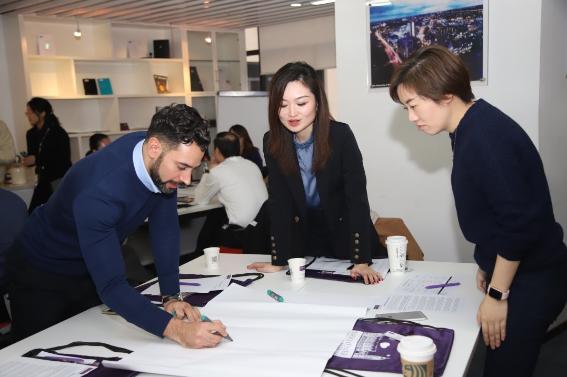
[264,120,385,266]
[26,122,71,183]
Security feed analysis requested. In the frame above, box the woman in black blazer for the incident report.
[24,97,71,213]
[247,62,386,284]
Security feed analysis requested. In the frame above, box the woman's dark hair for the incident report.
[389,45,474,104]
[86,133,109,155]
[267,61,332,175]
[27,97,61,129]
[229,124,255,156]
[214,132,240,159]
[146,104,210,151]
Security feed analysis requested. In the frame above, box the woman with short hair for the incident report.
[389,45,567,377]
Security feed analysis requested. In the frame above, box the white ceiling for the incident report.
[0,0,335,29]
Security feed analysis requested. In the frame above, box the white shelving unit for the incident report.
[6,15,247,162]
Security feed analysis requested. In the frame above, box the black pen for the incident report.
[437,276,452,295]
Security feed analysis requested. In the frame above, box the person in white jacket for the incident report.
[194,131,268,254]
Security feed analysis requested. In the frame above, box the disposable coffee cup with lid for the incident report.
[397,335,437,377]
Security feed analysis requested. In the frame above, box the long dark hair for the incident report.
[267,62,332,175]
[229,124,255,156]
[27,97,61,129]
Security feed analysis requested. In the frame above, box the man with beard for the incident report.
[6,104,228,348]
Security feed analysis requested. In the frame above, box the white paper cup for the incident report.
[397,335,436,377]
[204,247,220,269]
[386,235,408,273]
[287,258,306,283]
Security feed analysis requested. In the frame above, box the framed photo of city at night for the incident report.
[368,0,487,88]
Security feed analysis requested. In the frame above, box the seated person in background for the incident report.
[194,132,269,254]
[6,104,227,348]
[229,124,264,172]
[23,97,72,213]
[246,62,387,285]
[85,133,111,156]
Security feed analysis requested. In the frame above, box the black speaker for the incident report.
[153,39,170,58]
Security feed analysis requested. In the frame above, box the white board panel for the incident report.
[217,91,269,163]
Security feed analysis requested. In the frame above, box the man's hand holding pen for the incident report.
[163,300,229,348]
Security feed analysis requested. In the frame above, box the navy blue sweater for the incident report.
[451,99,567,274]
[20,132,179,337]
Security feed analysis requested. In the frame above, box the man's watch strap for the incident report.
[487,285,510,301]
[162,292,185,305]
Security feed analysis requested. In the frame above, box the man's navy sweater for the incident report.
[450,99,567,274]
[20,132,179,337]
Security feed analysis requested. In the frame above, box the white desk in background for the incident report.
[0,167,36,207]
[0,255,483,377]
[177,185,223,216]
[132,185,222,266]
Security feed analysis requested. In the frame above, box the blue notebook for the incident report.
[97,78,113,95]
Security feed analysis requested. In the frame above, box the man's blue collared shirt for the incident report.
[132,140,160,193]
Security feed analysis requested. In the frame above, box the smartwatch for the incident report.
[487,285,510,301]
[162,292,185,306]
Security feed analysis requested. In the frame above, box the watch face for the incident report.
[488,287,502,300]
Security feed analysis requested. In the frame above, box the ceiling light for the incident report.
[290,3,302,7]
[73,18,82,39]
[204,36,212,44]
[311,0,335,5]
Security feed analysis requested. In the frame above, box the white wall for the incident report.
[259,15,335,75]
[324,67,338,117]
[335,0,543,262]
[539,0,567,237]
[0,16,17,150]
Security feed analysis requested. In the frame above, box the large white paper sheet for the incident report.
[105,285,367,377]
[203,280,379,308]
[141,275,232,295]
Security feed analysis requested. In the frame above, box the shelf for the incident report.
[42,95,116,100]
[189,91,216,97]
[28,55,75,61]
[13,17,246,163]
[75,58,184,64]
[117,93,186,98]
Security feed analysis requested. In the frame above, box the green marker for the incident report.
[267,289,284,302]
[201,315,234,342]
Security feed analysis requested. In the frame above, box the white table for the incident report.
[0,255,483,376]
[0,166,36,207]
[177,185,223,216]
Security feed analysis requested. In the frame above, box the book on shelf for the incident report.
[153,74,169,94]
[189,66,204,91]
[82,79,98,95]
[97,78,113,95]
